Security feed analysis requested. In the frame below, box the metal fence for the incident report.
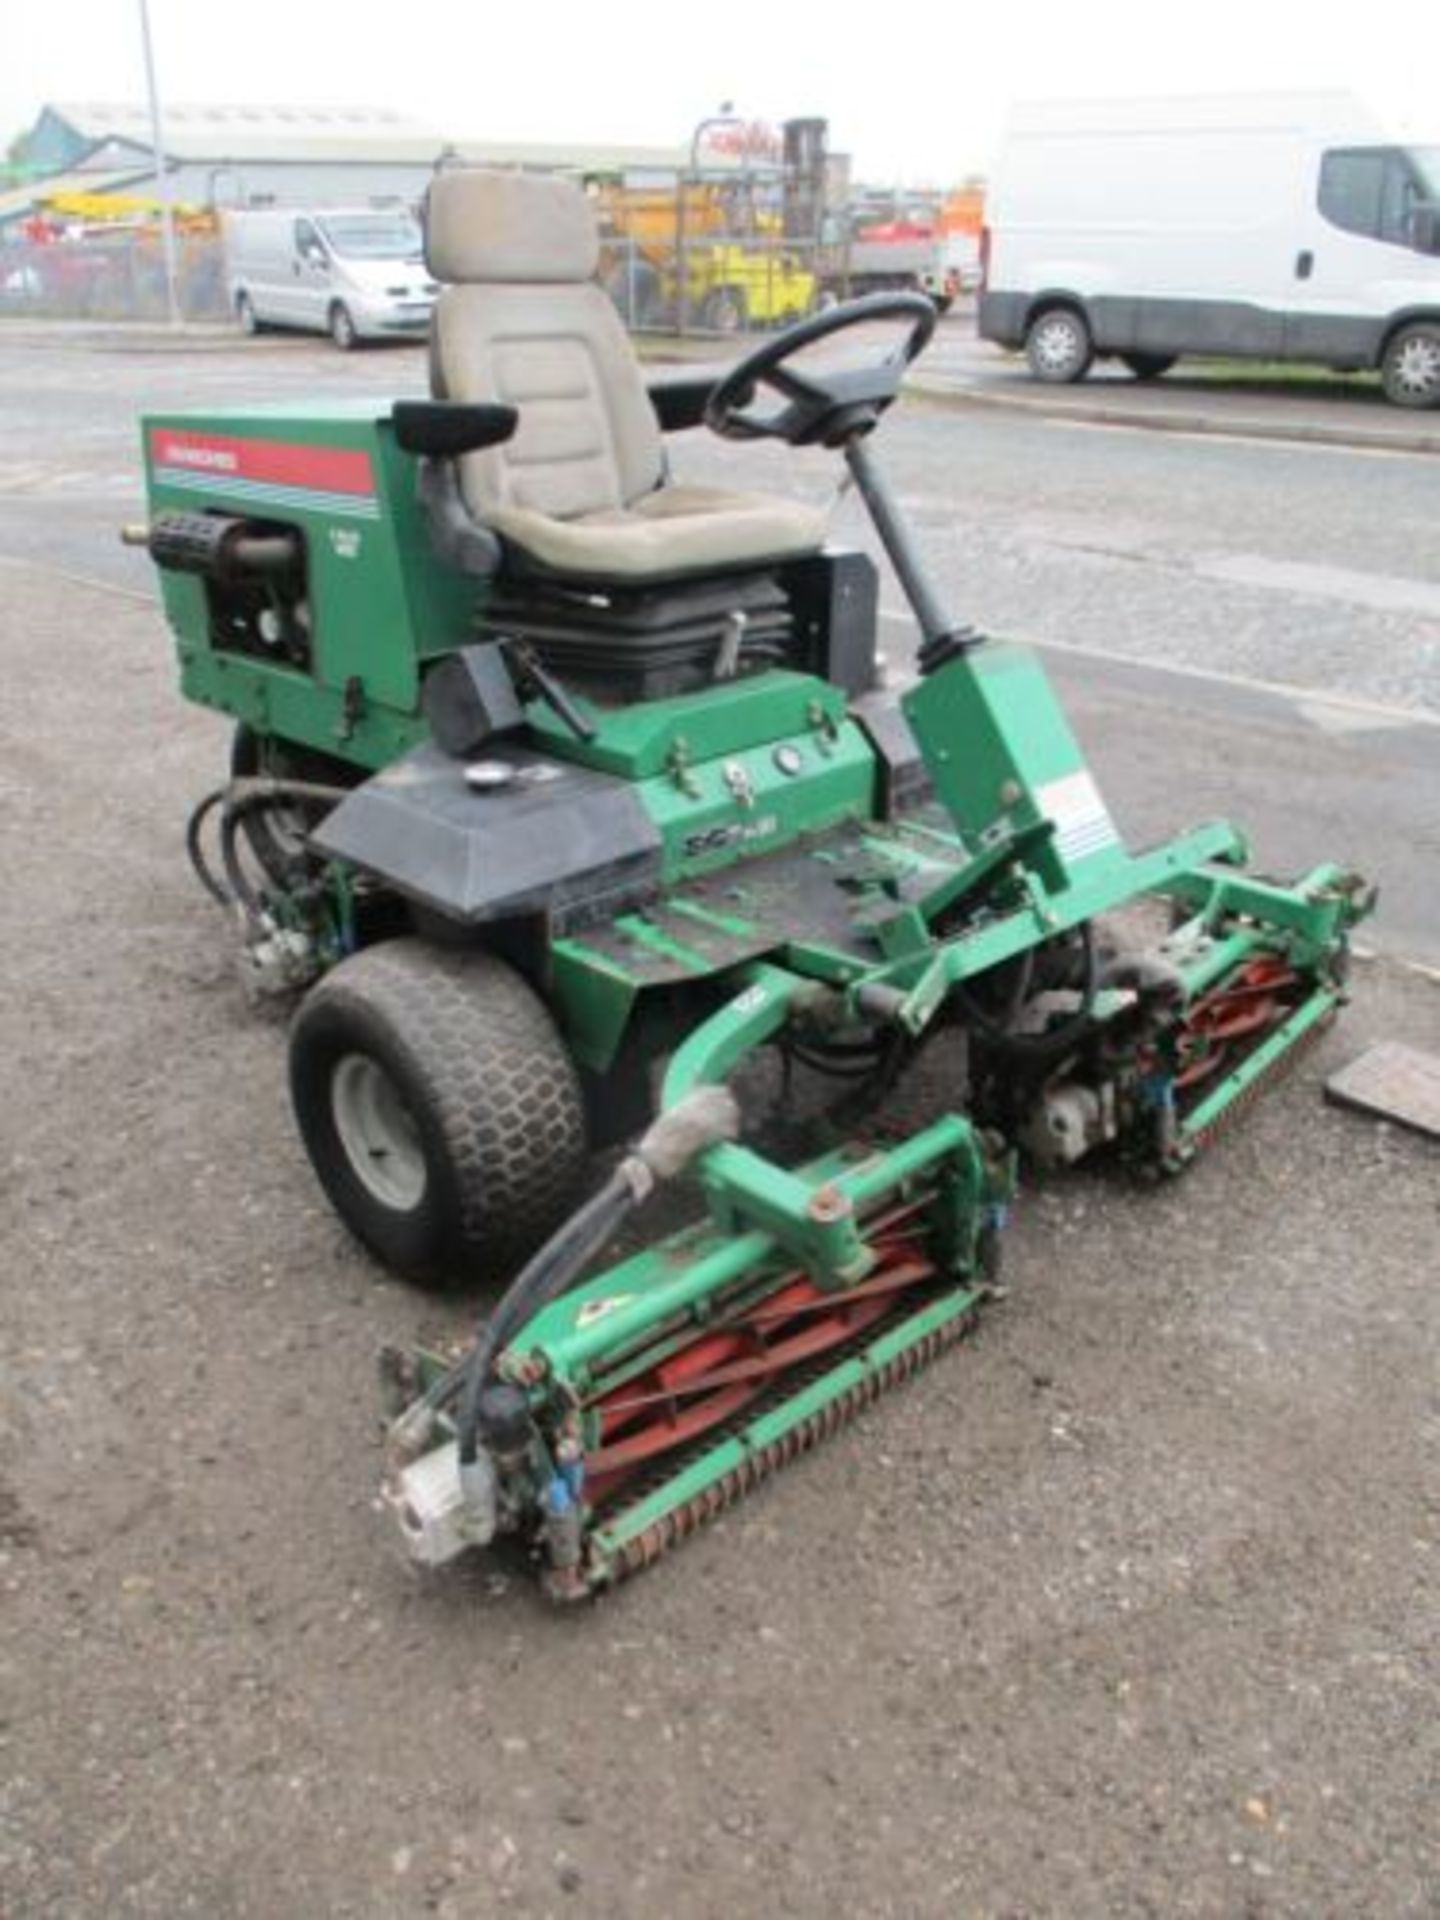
[0,229,845,333]
[591,171,979,337]
[0,209,977,333]
[599,232,837,337]
[0,233,230,322]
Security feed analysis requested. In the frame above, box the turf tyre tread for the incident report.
[290,939,587,1286]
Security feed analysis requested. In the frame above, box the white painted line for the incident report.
[1035,413,1440,462]
[0,554,156,605]
[875,607,1440,730]
[1203,554,1440,621]
[919,386,1439,464]
[1355,944,1440,987]
[1294,700,1419,738]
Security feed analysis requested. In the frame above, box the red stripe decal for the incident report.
[150,428,375,496]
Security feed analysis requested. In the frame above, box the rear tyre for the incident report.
[329,301,358,351]
[289,941,588,1287]
[1380,322,1440,408]
[236,291,260,336]
[1121,352,1175,381]
[1024,306,1093,384]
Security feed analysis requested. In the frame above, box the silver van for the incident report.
[224,207,437,348]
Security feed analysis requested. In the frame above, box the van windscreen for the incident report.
[318,214,421,258]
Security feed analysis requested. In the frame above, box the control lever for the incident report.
[500,641,597,742]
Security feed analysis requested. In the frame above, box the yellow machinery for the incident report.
[39,190,216,235]
[590,180,816,331]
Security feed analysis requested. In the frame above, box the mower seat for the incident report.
[424,170,827,585]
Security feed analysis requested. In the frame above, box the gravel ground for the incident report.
[2,522,1438,1913]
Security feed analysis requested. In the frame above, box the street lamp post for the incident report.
[137,0,182,328]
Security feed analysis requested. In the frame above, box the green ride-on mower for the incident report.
[128,170,1371,1599]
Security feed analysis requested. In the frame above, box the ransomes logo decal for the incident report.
[149,428,380,520]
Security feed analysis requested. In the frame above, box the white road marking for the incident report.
[1203,555,1440,620]
[877,606,1440,730]
[1021,410,1438,464]
[0,554,155,604]
[1294,699,1421,737]
[0,459,137,499]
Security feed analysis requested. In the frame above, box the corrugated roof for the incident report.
[22,106,754,184]
[47,102,448,163]
[450,138,700,174]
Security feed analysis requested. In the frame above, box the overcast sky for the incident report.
[8,0,1440,183]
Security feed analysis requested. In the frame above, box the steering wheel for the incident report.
[703,291,938,449]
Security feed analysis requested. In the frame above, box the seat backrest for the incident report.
[426,171,663,523]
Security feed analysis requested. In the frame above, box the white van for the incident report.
[978,93,1440,407]
[223,207,436,349]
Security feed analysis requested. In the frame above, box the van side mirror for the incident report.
[302,243,328,269]
[1410,204,1440,255]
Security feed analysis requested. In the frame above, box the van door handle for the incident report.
[1295,251,1314,280]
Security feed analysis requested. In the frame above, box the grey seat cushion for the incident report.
[425,171,826,582]
[486,484,828,582]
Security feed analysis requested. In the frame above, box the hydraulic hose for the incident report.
[454,1171,638,1468]
[954,924,1098,1062]
[221,775,352,814]
[451,1084,741,1473]
[213,777,352,922]
[219,804,270,923]
[185,787,232,905]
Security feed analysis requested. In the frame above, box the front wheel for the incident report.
[1121,352,1175,381]
[329,301,358,350]
[1024,306,1093,384]
[236,291,260,336]
[289,942,588,1286]
[1381,322,1440,408]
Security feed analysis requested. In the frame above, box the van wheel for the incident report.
[1025,306,1093,384]
[1381,323,1440,408]
[1121,352,1175,381]
[329,302,358,351]
[236,292,260,336]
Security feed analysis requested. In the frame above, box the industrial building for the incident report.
[1,100,704,231]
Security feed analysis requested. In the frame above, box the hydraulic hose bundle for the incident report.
[185,776,349,922]
[448,1086,741,1493]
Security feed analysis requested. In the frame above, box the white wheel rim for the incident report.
[331,1053,427,1211]
[1035,317,1080,372]
[1395,336,1440,396]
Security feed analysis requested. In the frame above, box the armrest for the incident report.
[391,401,519,459]
[414,458,503,578]
[647,376,717,433]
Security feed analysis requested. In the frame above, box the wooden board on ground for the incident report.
[1325,1040,1440,1140]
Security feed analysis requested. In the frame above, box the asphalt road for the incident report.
[1,328,1437,1919]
